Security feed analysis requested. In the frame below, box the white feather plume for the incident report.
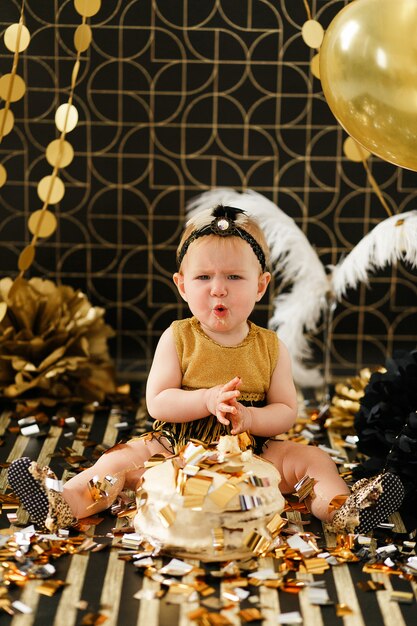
[331,210,417,299]
[186,188,329,387]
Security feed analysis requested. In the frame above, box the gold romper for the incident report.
[153,316,279,452]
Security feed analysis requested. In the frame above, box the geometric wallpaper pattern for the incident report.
[1,0,416,381]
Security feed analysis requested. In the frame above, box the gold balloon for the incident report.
[320,0,417,172]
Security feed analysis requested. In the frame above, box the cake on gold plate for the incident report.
[134,435,286,561]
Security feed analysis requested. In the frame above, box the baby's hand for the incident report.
[229,402,253,435]
[205,376,241,426]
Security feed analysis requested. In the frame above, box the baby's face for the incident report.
[174,236,270,344]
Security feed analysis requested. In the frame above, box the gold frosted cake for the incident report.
[134,435,285,561]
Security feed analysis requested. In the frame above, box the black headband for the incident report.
[177,206,267,271]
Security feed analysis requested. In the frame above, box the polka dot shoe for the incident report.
[331,472,404,534]
[8,457,75,531]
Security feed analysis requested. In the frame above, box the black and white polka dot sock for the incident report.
[356,472,404,534]
[8,457,49,527]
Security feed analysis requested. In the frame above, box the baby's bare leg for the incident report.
[63,436,172,519]
[262,440,350,522]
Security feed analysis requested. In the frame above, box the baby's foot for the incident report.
[331,472,404,534]
[8,457,75,531]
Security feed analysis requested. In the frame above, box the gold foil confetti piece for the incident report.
[238,431,252,449]
[183,464,200,476]
[187,608,207,620]
[243,532,271,556]
[166,582,195,596]
[336,603,353,616]
[327,494,349,513]
[299,557,329,574]
[175,468,187,495]
[80,613,108,625]
[205,614,232,625]
[362,563,391,575]
[87,477,103,502]
[201,597,224,610]
[228,474,247,485]
[390,591,414,604]
[357,580,385,592]
[293,475,316,501]
[75,538,98,553]
[0,598,14,615]
[208,482,239,508]
[157,505,176,527]
[336,533,356,549]
[220,463,244,474]
[183,495,205,509]
[36,579,67,596]
[239,608,263,622]
[194,580,216,596]
[266,513,286,536]
[225,577,249,588]
[212,527,224,551]
[183,474,212,497]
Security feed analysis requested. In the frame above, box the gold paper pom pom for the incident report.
[326,368,384,432]
[0,277,115,405]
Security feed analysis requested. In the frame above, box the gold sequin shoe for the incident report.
[331,472,404,534]
[8,457,76,532]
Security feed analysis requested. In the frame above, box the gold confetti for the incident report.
[208,482,239,508]
[36,580,67,596]
[239,607,264,622]
[390,591,414,604]
[293,475,316,501]
[266,513,286,536]
[157,505,176,528]
[357,580,385,592]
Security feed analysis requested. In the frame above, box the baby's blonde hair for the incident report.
[177,210,270,271]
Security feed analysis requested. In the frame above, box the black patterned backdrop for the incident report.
[1,0,416,382]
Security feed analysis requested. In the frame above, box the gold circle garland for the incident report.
[28,210,57,238]
[13,1,99,279]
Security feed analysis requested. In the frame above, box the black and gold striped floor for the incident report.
[1,394,416,625]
